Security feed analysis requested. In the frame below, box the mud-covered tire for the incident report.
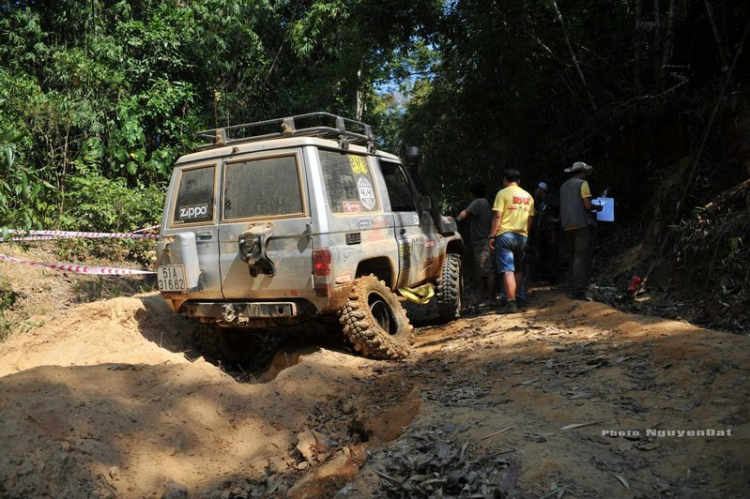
[339,275,414,360]
[436,253,463,321]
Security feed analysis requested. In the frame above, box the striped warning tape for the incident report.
[2,229,158,240]
[10,236,61,242]
[0,253,155,275]
[133,224,161,233]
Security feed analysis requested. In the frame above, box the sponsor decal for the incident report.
[365,229,391,242]
[357,218,371,230]
[178,203,209,220]
[424,239,436,249]
[357,177,376,210]
[349,155,369,175]
[399,242,411,258]
[342,200,362,213]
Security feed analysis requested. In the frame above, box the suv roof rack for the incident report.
[193,112,376,153]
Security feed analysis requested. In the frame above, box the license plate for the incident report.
[157,265,188,292]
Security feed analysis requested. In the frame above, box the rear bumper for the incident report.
[185,301,298,321]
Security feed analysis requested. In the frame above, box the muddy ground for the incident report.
[0,247,749,498]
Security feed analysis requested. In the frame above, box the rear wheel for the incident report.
[436,253,463,321]
[339,275,413,360]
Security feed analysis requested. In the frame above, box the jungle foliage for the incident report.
[0,0,748,235]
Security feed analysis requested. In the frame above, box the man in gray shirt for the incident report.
[456,182,496,306]
[559,162,604,300]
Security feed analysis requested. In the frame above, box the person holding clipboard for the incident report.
[559,162,604,301]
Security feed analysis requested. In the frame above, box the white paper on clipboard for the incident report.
[593,197,614,222]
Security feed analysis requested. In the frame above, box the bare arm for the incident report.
[488,210,502,250]
[583,197,603,212]
[455,209,470,222]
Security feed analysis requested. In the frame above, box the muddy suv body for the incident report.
[156,113,463,359]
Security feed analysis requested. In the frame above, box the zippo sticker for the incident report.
[357,177,376,210]
[178,203,209,220]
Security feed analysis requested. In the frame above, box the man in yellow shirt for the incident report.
[489,169,535,314]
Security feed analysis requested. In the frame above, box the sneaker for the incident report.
[516,297,528,308]
[478,300,497,308]
[497,300,518,314]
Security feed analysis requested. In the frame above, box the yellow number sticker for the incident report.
[349,155,368,175]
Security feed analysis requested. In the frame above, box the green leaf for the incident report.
[126,161,138,175]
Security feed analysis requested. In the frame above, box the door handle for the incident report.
[196,232,213,241]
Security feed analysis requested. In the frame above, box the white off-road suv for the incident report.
[156,112,463,359]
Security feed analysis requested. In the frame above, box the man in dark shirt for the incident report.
[456,182,496,306]
[532,182,560,283]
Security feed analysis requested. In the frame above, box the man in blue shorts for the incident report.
[489,169,535,314]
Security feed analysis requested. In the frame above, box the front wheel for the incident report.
[436,253,463,321]
[338,275,413,360]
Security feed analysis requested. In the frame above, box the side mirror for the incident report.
[417,195,432,212]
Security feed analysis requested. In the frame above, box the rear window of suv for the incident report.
[319,150,379,213]
[172,165,216,224]
[223,154,304,220]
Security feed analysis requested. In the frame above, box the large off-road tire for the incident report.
[339,275,414,360]
[436,253,463,321]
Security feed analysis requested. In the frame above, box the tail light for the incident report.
[313,249,331,276]
[313,248,332,297]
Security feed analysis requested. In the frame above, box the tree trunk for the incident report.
[355,61,366,121]
[654,0,662,85]
[659,0,677,89]
[548,0,597,111]
[705,0,730,71]
[634,0,643,93]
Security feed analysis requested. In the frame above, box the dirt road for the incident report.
[0,287,748,498]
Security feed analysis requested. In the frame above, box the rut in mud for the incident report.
[0,289,748,498]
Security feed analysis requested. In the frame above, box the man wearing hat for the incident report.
[532,181,560,283]
[559,162,603,300]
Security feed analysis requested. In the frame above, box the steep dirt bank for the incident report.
[0,288,748,498]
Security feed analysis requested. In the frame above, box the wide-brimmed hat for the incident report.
[564,161,594,173]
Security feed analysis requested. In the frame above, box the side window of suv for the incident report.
[172,165,216,225]
[319,150,379,213]
[380,161,416,212]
